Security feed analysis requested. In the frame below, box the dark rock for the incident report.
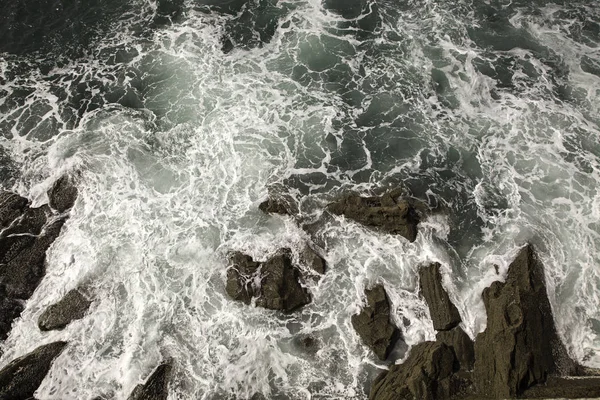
[0,191,27,229]
[0,341,67,399]
[473,244,579,398]
[369,341,458,400]
[436,326,474,371]
[0,290,23,341]
[300,245,326,277]
[0,215,66,299]
[327,190,420,242]
[419,263,461,331]
[128,362,172,400]
[48,175,78,213]
[0,184,76,340]
[351,285,401,360]
[38,289,92,331]
[258,195,298,217]
[226,250,311,312]
[521,376,600,399]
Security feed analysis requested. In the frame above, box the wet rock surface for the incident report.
[370,245,589,400]
[258,195,298,217]
[0,341,67,399]
[419,263,461,331]
[436,326,474,372]
[0,178,77,341]
[128,362,172,400]
[473,244,579,398]
[226,250,311,312]
[48,174,79,213]
[300,245,326,278]
[38,288,92,331]
[351,285,401,360]
[0,191,28,228]
[369,341,461,400]
[327,190,420,242]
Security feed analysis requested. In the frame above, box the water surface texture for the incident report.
[1,0,599,398]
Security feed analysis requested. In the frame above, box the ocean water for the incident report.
[1,0,599,398]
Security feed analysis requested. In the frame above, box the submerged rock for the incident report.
[351,285,401,360]
[0,341,67,399]
[327,190,420,242]
[473,244,579,398]
[128,362,172,400]
[419,263,461,331]
[38,289,92,331]
[300,245,326,277]
[369,341,460,400]
[258,194,298,217]
[226,250,311,312]
[48,174,78,213]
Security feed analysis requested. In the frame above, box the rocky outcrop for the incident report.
[0,341,67,399]
[327,190,420,242]
[473,244,579,398]
[370,245,592,400]
[369,341,466,400]
[351,285,401,360]
[419,263,461,331]
[226,250,311,312]
[0,176,78,340]
[38,289,92,331]
[128,362,172,400]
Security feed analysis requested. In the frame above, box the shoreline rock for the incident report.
[369,245,595,399]
[0,341,68,399]
[473,244,580,398]
[327,190,420,242]
[352,285,402,361]
[128,361,172,400]
[0,175,78,341]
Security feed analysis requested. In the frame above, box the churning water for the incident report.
[1,0,600,398]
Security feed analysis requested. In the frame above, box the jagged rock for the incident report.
[419,263,461,331]
[226,250,311,312]
[258,195,298,216]
[0,191,27,228]
[436,326,474,371]
[0,178,77,340]
[369,341,459,400]
[48,175,78,213]
[521,376,600,399]
[38,289,92,331]
[128,362,172,400]
[473,244,579,398]
[327,190,420,242]
[351,285,401,360]
[300,245,326,277]
[0,212,66,300]
[0,290,23,341]
[0,341,67,399]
